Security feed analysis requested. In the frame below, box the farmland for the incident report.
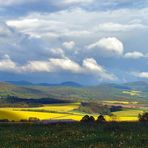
[0,102,147,122]
[0,103,85,121]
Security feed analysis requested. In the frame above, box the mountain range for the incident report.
[6,81,82,87]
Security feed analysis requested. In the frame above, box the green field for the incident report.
[0,122,147,148]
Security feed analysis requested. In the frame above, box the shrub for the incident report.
[139,112,148,122]
[96,115,106,123]
[28,117,40,122]
[0,119,9,122]
[20,119,28,122]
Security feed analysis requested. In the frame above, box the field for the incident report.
[122,90,141,96]
[0,102,147,122]
[0,103,96,121]
[0,122,147,148]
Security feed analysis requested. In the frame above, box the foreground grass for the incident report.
[0,122,147,148]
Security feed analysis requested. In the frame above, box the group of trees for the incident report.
[81,112,148,123]
[81,115,106,123]
[0,112,147,123]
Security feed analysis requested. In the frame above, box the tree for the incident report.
[89,116,95,122]
[139,112,148,122]
[80,115,95,123]
[81,115,90,122]
[96,115,106,123]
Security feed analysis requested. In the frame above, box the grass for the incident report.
[0,122,147,148]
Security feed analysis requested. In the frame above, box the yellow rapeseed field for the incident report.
[103,100,138,105]
[0,103,145,121]
[0,103,85,121]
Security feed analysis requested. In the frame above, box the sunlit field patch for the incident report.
[113,108,144,117]
[104,115,138,122]
[122,90,141,96]
[32,103,80,111]
[103,100,138,105]
[111,108,145,121]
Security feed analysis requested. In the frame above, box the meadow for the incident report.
[0,122,147,148]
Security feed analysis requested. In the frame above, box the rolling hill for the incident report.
[0,81,148,106]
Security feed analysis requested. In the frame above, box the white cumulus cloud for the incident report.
[132,72,148,79]
[63,41,75,49]
[49,58,82,73]
[87,37,124,56]
[124,51,144,59]
[50,48,65,58]
[0,55,117,81]
[97,22,147,32]
[82,58,117,81]
[0,56,17,72]
[63,0,94,4]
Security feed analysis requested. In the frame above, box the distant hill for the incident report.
[60,81,82,87]
[6,81,33,86]
[99,81,148,92]
[0,81,147,106]
[124,81,148,92]
[6,81,82,87]
[99,83,130,90]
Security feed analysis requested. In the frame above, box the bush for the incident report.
[28,117,40,122]
[0,119,9,122]
[96,115,106,123]
[20,119,28,122]
[139,112,148,122]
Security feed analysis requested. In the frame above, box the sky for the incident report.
[0,0,148,85]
